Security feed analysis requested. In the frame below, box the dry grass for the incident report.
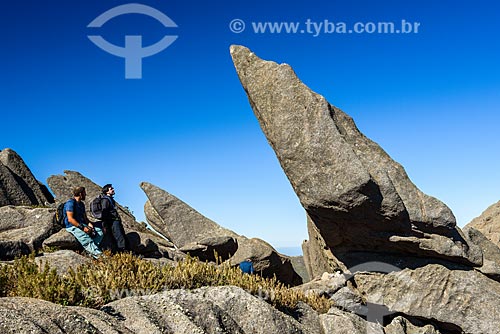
[0,253,332,313]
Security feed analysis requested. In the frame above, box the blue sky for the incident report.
[1,0,499,255]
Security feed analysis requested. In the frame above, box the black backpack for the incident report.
[90,195,105,220]
[54,199,75,228]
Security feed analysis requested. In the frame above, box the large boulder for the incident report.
[0,286,310,334]
[42,229,83,251]
[0,297,134,333]
[230,45,481,272]
[35,250,90,276]
[141,182,238,247]
[353,264,500,334]
[0,148,54,207]
[47,171,173,257]
[141,181,302,286]
[0,206,56,260]
[466,200,500,246]
[105,286,308,334]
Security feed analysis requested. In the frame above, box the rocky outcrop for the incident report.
[141,182,238,247]
[0,285,453,334]
[0,148,54,207]
[0,297,134,333]
[353,264,500,334]
[48,171,139,232]
[0,206,56,260]
[289,255,310,283]
[47,171,173,257]
[106,286,308,334]
[230,45,482,272]
[463,226,500,281]
[302,215,337,278]
[0,286,310,334]
[466,200,500,246]
[141,181,302,286]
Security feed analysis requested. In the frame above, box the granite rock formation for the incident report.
[466,200,500,246]
[230,45,482,274]
[0,287,312,334]
[353,264,500,334]
[0,206,56,259]
[463,225,500,281]
[0,148,54,207]
[47,171,173,257]
[141,181,302,286]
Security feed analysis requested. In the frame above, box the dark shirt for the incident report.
[102,195,121,222]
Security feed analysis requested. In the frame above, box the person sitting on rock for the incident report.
[100,184,128,253]
[64,186,103,258]
[239,258,255,275]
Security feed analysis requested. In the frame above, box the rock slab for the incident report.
[141,181,302,286]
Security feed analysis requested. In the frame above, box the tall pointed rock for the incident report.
[230,45,481,274]
[0,148,54,207]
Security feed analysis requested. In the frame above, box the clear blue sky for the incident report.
[1,0,499,255]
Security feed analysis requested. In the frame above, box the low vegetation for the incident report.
[0,253,332,313]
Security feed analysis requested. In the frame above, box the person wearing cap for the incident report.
[64,186,103,258]
[100,184,128,253]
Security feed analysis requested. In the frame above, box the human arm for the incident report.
[66,211,92,233]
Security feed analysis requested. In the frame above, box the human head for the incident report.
[72,186,86,200]
[102,183,115,196]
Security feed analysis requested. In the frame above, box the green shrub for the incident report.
[0,253,333,313]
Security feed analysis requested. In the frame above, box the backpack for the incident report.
[54,199,74,228]
[90,195,105,219]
